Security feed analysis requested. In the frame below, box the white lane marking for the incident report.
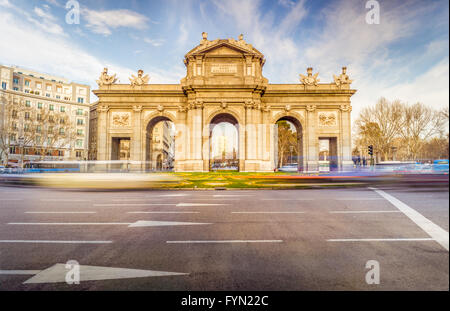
[232,212,305,214]
[327,238,435,242]
[127,211,200,214]
[22,264,188,284]
[167,240,283,244]
[261,198,314,201]
[329,211,401,214]
[0,240,112,244]
[1,199,24,201]
[25,211,97,214]
[40,199,90,202]
[212,195,253,197]
[8,220,211,228]
[370,187,449,251]
[129,220,211,227]
[176,203,228,207]
[157,194,189,197]
[335,198,383,201]
[0,270,41,275]
[94,203,176,206]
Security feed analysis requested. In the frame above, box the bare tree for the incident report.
[276,120,297,167]
[399,102,447,160]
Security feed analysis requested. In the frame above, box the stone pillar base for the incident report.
[175,160,206,172]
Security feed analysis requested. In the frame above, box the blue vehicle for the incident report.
[24,161,81,173]
[433,159,449,173]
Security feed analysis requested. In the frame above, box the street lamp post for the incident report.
[289,145,293,165]
[18,136,24,171]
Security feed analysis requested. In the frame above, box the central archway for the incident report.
[209,113,239,171]
[145,116,175,171]
[274,115,303,172]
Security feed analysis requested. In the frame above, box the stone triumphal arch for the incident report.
[91,33,356,172]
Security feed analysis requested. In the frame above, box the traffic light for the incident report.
[368,145,373,156]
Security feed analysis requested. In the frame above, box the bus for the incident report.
[24,161,81,173]
[433,159,449,173]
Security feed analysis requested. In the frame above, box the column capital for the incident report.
[132,105,142,113]
[306,105,316,112]
[98,105,109,113]
[340,104,352,112]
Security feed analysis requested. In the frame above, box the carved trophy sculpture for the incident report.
[129,69,150,87]
[333,66,353,87]
[299,67,320,86]
[96,67,118,87]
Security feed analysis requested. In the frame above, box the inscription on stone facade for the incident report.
[318,112,337,126]
[111,112,131,127]
[211,64,237,74]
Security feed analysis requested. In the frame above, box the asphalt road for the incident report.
[0,185,448,290]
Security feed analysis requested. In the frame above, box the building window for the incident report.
[24,112,30,119]
[36,136,41,144]
[36,125,42,133]
[60,106,65,112]
[9,146,17,154]
[77,119,84,125]
[49,104,54,111]
[77,97,84,104]
[36,83,42,89]
[76,151,82,158]
[59,128,65,135]
[12,110,18,118]
[24,124,30,131]
[37,102,43,109]
[76,108,83,115]
[13,78,19,84]
[10,134,16,142]
[57,87,62,93]
[60,118,65,124]
[77,129,83,136]
[64,97,70,101]
[58,150,64,157]
[48,126,53,133]
[49,115,54,122]
[24,89,30,93]
[12,122,17,130]
[56,95,61,99]
[13,87,19,91]
[37,114,42,121]
[24,80,30,86]
[1,82,7,90]
[47,138,52,145]
[46,93,50,98]
[76,139,83,148]
[25,100,31,107]
[34,91,40,95]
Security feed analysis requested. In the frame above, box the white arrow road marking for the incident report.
[167,240,283,244]
[11,264,189,284]
[0,240,112,244]
[176,203,228,207]
[25,211,97,214]
[369,187,449,251]
[8,220,211,228]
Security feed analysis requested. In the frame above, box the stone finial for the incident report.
[299,67,319,86]
[202,32,208,40]
[238,34,244,41]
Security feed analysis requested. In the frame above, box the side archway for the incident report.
[145,115,175,171]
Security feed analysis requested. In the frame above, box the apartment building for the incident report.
[0,65,90,165]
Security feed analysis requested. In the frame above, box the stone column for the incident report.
[96,104,109,161]
[340,104,353,171]
[130,105,142,170]
[306,105,318,172]
[175,106,187,171]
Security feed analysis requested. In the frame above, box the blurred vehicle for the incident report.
[376,161,415,173]
[433,159,449,173]
[24,161,81,173]
[0,165,5,174]
[278,164,298,172]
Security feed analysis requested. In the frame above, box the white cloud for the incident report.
[83,9,149,36]
[144,38,165,47]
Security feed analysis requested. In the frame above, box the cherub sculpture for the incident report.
[96,67,118,87]
[129,69,150,87]
[299,67,320,86]
[333,67,353,87]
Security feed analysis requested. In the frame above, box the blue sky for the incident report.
[0,0,448,123]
